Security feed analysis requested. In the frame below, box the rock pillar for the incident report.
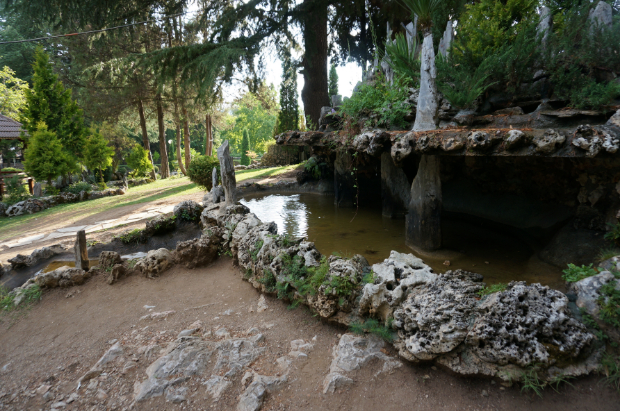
[438,21,454,58]
[334,151,355,208]
[74,230,89,270]
[33,182,42,197]
[406,155,442,251]
[381,152,411,218]
[413,32,439,131]
[217,140,236,208]
[212,167,219,189]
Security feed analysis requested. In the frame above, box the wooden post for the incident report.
[74,230,89,270]
[27,177,34,194]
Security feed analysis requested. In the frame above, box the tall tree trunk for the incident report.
[301,0,329,130]
[205,114,213,156]
[182,107,191,170]
[137,98,157,180]
[156,93,170,178]
[175,123,187,175]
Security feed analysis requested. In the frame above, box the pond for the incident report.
[239,193,564,290]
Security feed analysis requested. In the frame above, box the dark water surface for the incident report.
[239,193,564,290]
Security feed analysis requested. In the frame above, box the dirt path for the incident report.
[0,258,617,411]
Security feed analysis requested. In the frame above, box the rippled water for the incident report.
[239,193,564,290]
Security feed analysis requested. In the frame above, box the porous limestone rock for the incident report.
[441,137,464,152]
[393,270,484,362]
[533,129,565,153]
[174,233,221,269]
[467,131,495,150]
[35,266,90,288]
[173,200,204,222]
[569,271,619,316]
[107,264,126,285]
[505,130,526,150]
[144,214,177,236]
[466,282,594,367]
[323,333,401,394]
[99,251,122,269]
[359,251,436,321]
[7,244,68,269]
[390,132,414,164]
[572,125,619,157]
[352,130,390,157]
[134,248,174,278]
[608,109,620,129]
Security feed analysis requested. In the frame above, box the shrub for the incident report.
[1,167,21,172]
[340,72,412,130]
[562,263,598,283]
[597,280,620,329]
[3,175,30,205]
[64,181,93,195]
[187,155,219,191]
[118,228,145,244]
[96,182,107,191]
[126,145,153,177]
[384,33,420,85]
[350,318,393,342]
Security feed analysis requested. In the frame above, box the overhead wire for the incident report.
[0,10,198,45]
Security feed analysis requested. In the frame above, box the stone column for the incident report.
[413,32,439,131]
[217,140,236,208]
[381,152,411,218]
[333,151,355,208]
[406,155,442,251]
[74,230,89,270]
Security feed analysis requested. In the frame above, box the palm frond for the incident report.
[398,0,442,28]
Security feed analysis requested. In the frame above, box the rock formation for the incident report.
[217,140,237,209]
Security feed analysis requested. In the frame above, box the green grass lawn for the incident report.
[0,165,299,241]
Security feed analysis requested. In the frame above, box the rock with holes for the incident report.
[352,130,390,157]
[34,266,90,288]
[505,130,526,150]
[173,200,204,223]
[107,264,126,285]
[323,333,401,394]
[99,251,122,269]
[572,125,619,157]
[391,132,414,164]
[393,270,484,362]
[359,251,436,321]
[174,233,221,269]
[144,215,177,237]
[134,248,174,278]
[533,129,565,153]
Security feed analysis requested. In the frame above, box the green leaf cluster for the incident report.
[562,263,598,283]
[0,65,29,118]
[350,318,394,342]
[240,129,251,166]
[83,129,114,182]
[63,181,94,195]
[477,282,508,297]
[126,145,154,178]
[385,33,420,85]
[187,154,219,191]
[23,123,75,185]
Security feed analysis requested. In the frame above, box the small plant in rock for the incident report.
[0,284,42,312]
[477,283,508,297]
[601,354,620,393]
[251,240,264,262]
[520,367,545,398]
[562,263,598,283]
[127,259,139,269]
[598,247,620,263]
[605,223,620,246]
[258,269,277,293]
[96,182,108,191]
[548,373,574,393]
[64,181,93,195]
[118,229,144,245]
[597,280,620,329]
[362,270,376,285]
[244,269,253,279]
[349,318,394,342]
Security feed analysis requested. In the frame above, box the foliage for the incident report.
[399,0,443,31]
[544,3,620,109]
[605,223,620,243]
[304,157,327,180]
[1,284,42,312]
[240,129,251,166]
[20,47,86,161]
[350,318,393,342]
[258,269,277,293]
[23,123,74,185]
[562,263,598,283]
[0,65,28,118]
[477,283,508,297]
[97,122,135,173]
[328,63,339,97]
[187,154,219,191]
[274,45,299,135]
[520,367,544,398]
[1,167,21,172]
[436,53,498,109]
[118,228,144,244]
[220,87,278,155]
[362,270,376,285]
[598,247,620,262]
[601,354,620,393]
[597,280,620,329]
[339,73,412,130]
[126,145,154,178]
[385,33,420,84]
[63,181,93,195]
[83,129,114,182]
[251,240,264,262]
[3,175,29,205]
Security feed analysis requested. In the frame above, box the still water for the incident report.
[239,193,564,290]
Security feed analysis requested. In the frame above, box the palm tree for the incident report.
[399,0,441,131]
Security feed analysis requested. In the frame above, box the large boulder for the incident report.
[8,245,67,269]
[99,251,122,269]
[134,249,174,278]
[173,200,204,223]
[34,266,90,288]
[174,232,221,269]
[144,214,177,237]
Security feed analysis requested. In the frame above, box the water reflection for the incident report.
[239,193,564,290]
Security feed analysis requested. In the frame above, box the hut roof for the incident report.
[0,114,27,140]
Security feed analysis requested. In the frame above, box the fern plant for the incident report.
[385,33,420,84]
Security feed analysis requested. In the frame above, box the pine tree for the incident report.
[240,129,251,166]
[20,47,86,160]
[23,123,74,186]
[275,45,299,134]
[328,63,339,97]
[83,129,114,182]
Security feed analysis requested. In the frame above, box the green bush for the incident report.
[1,167,22,172]
[63,181,93,195]
[187,155,219,191]
[340,72,412,130]
[126,145,154,177]
[3,175,30,205]
[562,263,598,283]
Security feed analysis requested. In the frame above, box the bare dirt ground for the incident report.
[0,257,618,411]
